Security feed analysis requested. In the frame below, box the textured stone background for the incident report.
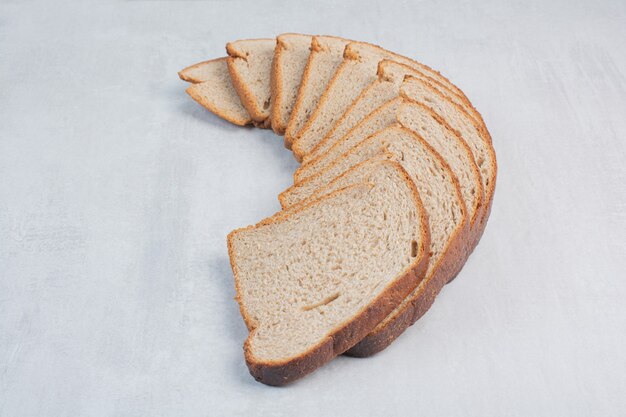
[1,0,625,415]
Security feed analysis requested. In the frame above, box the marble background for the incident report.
[1,0,625,415]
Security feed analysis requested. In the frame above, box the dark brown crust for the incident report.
[284,36,352,149]
[290,41,481,161]
[227,162,431,385]
[293,98,401,184]
[346,87,498,356]
[226,39,275,125]
[398,98,485,228]
[401,74,497,246]
[185,83,253,127]
[301,57,478,163]
[278,122,475,359]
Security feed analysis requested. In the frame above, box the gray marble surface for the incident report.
[1,0,625,415]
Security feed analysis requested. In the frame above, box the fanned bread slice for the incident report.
[296,98,483,237]
[304,59,482,163]
[283,36,350,148]
[229,161,430,385]
[294,97,401,182]
[181,58,253,126]
[291,41,475,160]
[270,33,313,135]
[401,76,497,245]
[226,38,276,127]
[279,125,469,356]
[396,100,483,231]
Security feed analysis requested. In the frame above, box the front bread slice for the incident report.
[180,58,253,126]
[228,161,430,385]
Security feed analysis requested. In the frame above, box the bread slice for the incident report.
[226,38,276,127]
[291,41,476,160]
[180,58,253,126]
[280,124,470,356]
[294,97,483,243]
[401,76,497,245]
[228,160,430,385]
[270,33,313,135]
[283,36,350,148]
[294,97,402,182]
[303,59,482,163]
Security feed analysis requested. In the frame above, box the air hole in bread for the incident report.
[263,99,271,110]
[302,293,340,311]
[411,240,418,257]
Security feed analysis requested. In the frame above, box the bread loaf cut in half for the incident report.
[280,124,469,356]
[226,39,276,127]
[304,59,483,163]
[294,97,401,183]
[401,76,497,245]
[228,160,430,385]
[270,34,313,135]
[283,36,350,148]
[181,58,253,126]
[291,42,475,160]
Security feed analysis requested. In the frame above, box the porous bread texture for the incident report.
[280,125,470,357]
[181,58,253,126]
[397,99,483,229]
[284,36,350,148]
[226,38,276,127]
[401,76,497,245]
[294,96,483,235]
[229,161,430,385]
[294,97,402,182]
[270,34,313,135]
[280,125,465,270]
[304,59,481,163]
[291,41,476,160]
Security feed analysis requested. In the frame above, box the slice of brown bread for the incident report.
[270,33,313,135]
[181,58,253,126]
[283,36,350,148]
[294,98,483,246]
[291,41,476,160]
[226,38,276,127]
[228,160,430,385]
[294,97,402,182]
[303,59,482,163]
[279,124,470,356]
[401,75,497,246]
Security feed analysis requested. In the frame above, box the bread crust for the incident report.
[178,57,220,83]
[226,39,275,127]
[346,95,498,357]
[291,41,486,161]
[284,35,352,149]
[185,83,253,127]
[279,123,476,358]
[227,163,431,385]
[270,34,313,135]
[401,75,497,248]
[303,59,484,165]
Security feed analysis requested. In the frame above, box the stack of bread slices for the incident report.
[179,34,497,386]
